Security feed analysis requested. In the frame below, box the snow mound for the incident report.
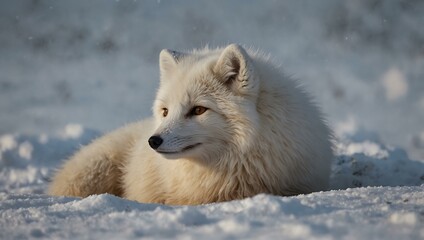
[0,187,423,239]
[331,138,424,189]
[0,127,99,194]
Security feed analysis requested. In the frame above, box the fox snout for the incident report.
[148,135,163,149]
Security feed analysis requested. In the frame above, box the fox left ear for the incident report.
[159,49,186,79]
[214,44,258,96]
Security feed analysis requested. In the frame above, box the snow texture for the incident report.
[1,187,423,239]
[1,1,424,239]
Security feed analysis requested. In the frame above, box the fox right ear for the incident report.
[159,49,185,78]
[214,44,258,97]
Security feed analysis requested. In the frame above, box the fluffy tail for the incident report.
[48,122,143,197]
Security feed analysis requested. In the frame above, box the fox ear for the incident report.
[159,49,186,78]
[214,44,258,96]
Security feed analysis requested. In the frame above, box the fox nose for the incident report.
[148,135,163,149]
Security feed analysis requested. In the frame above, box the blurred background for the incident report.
[0,0,423,160]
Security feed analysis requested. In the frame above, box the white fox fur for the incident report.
[48,44,333,205]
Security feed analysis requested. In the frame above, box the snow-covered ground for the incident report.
[1,1,424,239]
[0,187,423,239]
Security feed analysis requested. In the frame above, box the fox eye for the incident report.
[191,106,208,116]
[162,108,168,117]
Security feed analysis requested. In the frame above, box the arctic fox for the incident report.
[48,44,333,205]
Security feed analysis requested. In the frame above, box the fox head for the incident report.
[149,44,261,164]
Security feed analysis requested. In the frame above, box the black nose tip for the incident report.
[148,135,163,149]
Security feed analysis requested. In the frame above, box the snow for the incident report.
[1,187,423,240]
[1,1,424,239]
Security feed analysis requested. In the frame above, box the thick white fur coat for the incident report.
[48,44,333,205]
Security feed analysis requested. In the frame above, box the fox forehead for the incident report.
[156,62,223,108]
